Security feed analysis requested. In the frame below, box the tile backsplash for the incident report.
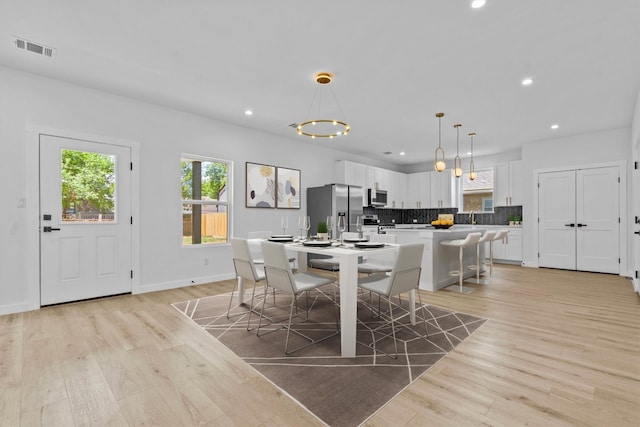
[364,205,523,226]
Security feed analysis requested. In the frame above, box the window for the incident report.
[61,149,116,222]
[459,168,494,213]
[181,155,230,245]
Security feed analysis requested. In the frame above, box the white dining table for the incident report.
[243,239,413,358]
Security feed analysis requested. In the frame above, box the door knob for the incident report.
[43,226,61,232]
[564,223,575,227]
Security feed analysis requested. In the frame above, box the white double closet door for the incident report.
[538,166,620,274]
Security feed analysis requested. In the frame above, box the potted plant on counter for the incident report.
[508,214,522,226]
[317,221,328,240]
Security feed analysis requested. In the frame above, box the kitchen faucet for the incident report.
[470,210,476,225]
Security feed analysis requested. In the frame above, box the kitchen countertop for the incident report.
[394,224,521,230]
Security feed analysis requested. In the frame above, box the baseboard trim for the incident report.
[134,273,235,294]
[0,301,33,316]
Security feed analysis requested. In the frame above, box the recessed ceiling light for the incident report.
[244,109,253,116]
[521,77,534,86]
[550,124,559,130]
[471,0,486,8]
[399,151,405,156]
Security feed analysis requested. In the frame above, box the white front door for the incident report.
[538,170,576,269]
[538,166,620,274]
[40,134,132,305]
[576,167,619,274]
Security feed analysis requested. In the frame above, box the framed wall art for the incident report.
[276,166,301,209]
[245,162,276,208]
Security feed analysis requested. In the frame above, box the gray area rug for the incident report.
[172,286,486,427]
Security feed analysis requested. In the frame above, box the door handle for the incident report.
[564,223,575,227]
[576,223,587,227]
[43,226,61,232]
[634,231,640,235]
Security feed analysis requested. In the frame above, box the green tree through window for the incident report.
[61,150,115,221]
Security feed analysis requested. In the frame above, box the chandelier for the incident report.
[295,72,351,139]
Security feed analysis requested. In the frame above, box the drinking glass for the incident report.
[337,215,347,243]
[326,216,333,240]
[297,215,306,240]
[303,216,311,239]
[280,216,288,236]
[356,215,363,239]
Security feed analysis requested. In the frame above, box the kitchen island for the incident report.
[386,226,486,291]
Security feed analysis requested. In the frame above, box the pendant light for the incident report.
[434,112,445,172]
[453,123,463,178]
[295,72,351,139]
[468,132,477,180]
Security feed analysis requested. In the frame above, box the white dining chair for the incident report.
[257,241,340,355]
[228,238,266,330]
[247,230,297,268]
[308,232,361,271]
[357,233,397,275]
[357,242,428,359]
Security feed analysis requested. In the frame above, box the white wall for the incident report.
[0,65,380,314]
[520,127,631,268]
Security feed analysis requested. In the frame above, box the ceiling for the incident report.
[2,1,639,167]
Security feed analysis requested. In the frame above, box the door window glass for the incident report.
[61,149,116,222]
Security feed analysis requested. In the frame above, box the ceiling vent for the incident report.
[12,36,55,58]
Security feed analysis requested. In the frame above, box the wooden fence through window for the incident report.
[183,212,227,239]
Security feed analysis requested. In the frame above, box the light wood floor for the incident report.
[1,265,638,426]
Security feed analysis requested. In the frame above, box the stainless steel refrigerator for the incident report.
[307,184,364,238]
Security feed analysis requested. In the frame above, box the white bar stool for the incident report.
[440,232,482,293]
[487,229,509,277]
[468,230,496,284]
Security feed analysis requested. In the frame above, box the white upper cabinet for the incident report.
[407,172,430,208]
[373,167,389,191]
[335,160,366,187]
[387,170,407,208]
[494,160,523,206]
[429,171,454,208]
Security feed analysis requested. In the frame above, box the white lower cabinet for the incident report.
[492,227,522,263]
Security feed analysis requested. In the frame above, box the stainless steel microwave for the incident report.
[367,189,387,207]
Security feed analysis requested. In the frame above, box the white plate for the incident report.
[343,238,369,243]
[270,234,293,239]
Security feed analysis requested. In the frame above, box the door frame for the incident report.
[532,160,628,275]
[26,125,141,311]
[632,136,640,292]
